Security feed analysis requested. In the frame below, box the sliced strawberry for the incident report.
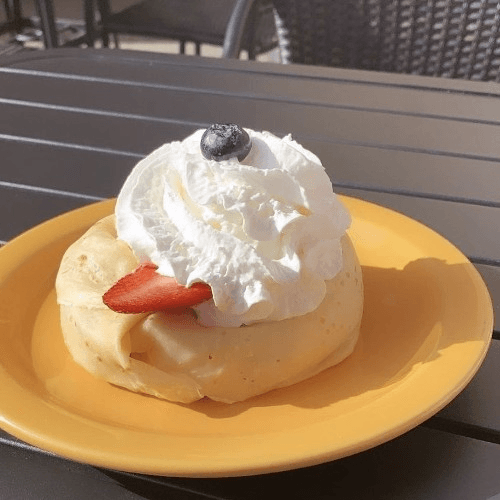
[103,262,212,313]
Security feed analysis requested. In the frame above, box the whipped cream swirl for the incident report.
[115,129,351,326]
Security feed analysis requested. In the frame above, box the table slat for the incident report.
[4,52,500,120]
[434,339,500,434]
[0,186,94,242]
[3,87,500,167]
[476,264,500,334]
[1,425,499,500]
[3,134,500,207]
[338,187,500,264]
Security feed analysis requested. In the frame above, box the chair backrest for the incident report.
[272,0,500,81]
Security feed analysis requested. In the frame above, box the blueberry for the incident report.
[200,123,252,162]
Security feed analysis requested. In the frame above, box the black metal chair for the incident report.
[271,0,500,82]
[84,0,277,59]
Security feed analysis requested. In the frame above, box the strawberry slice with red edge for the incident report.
[103,262,212,313]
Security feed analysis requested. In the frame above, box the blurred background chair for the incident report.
[271,0,500,82]
[84,0,277,58]
[7,0,500,81]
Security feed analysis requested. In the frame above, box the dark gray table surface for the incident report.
[0,48,498,500]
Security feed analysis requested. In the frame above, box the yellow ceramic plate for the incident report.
[0,196,493,477]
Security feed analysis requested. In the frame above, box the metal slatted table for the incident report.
[0,48,498,500]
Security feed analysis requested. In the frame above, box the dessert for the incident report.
[55,125,364,404]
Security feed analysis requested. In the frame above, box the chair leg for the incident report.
[245,2,258,60]
[12,0,23,32]
[0,0,12,35]
[222,0,256,58]
[3,0,12,22]
[34,0,58,47]
[10,0,31,34]
[84,0,96,47]
[96,0,111,46]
